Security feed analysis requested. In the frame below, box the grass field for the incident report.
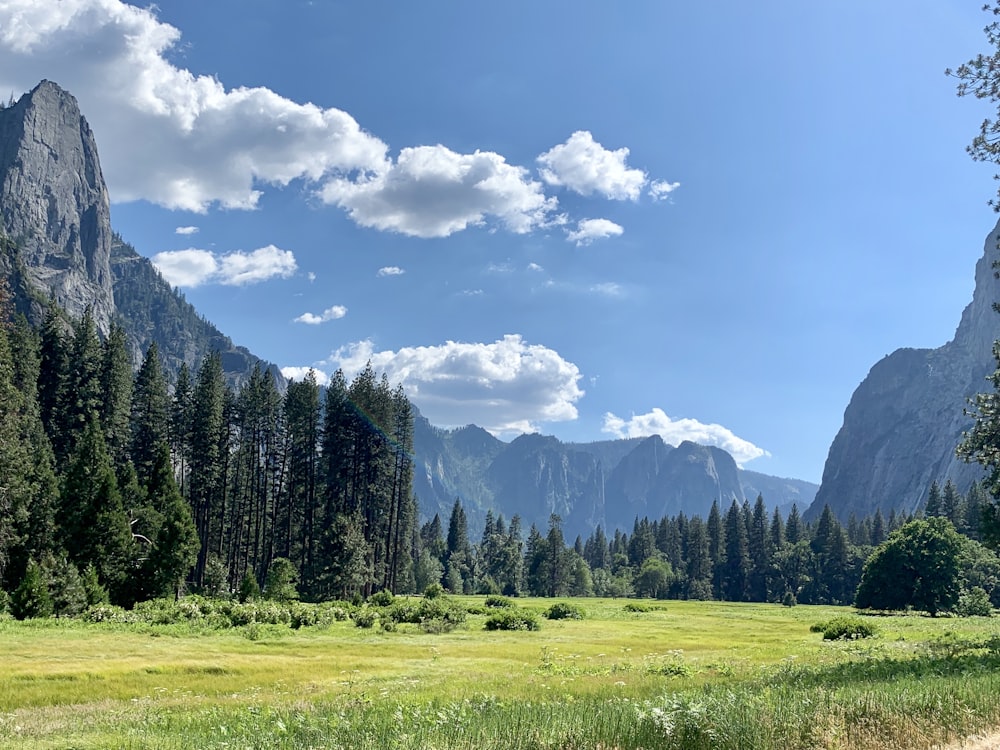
[2,597,1000,749]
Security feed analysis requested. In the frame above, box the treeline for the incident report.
[423,482,999,607]
[0,294,417,609]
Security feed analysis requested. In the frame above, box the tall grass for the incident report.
[1,598,999,748]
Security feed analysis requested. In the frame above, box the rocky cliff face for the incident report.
[0,80,277,383]
[0,80,115,333]
[809,219,1000,521]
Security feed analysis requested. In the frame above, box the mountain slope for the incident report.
[808,219,1000,521]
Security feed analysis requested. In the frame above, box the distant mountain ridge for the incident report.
[413,413,817,540]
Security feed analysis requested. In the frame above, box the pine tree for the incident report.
[143,445,199,599]
[747,495,772,601]
[99,323,133,475]
[188,352,227,584]
[721,500,750,601]
[707,500,725,599]
[785,503,803,545]
[60,416,134,602]
[925,481,943,517]
[130,343,170,481]
[684,516,713,600]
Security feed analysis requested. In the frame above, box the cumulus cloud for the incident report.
[0,2,676,237]
[602,408,769,466]
[152,244,296,287]
[566,218,624,246]
[293,305,348,325]
[320,145,557,238]
[527,262,544,272]
[377,266,405,277]
[280,367,330,386]
[649,179,681,200]
[0,1,387,212]
[174,225,199,235]
[319,335,584,433]
[538,131,648,201]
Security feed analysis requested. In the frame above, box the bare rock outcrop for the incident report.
[0,80,115,333]
[809,219,1000,521]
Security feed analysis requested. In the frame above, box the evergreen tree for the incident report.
[188,352,227,583]
[925,481,943,517]
[60,416,134,602]
[36,302,69,459]
[143,445,199,599]
[130,343,170,481]
[721,500,750,601]
[11,559,53,619]
[747,495,772,601]
[785,503,803,545]
[263,557,299,602]
[684,516,713,600]
[942,479,964,530]
[871,508,887,545]
[707,500,725,599]
[99,323,133,475]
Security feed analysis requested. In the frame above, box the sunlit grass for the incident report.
[1,598,999,748]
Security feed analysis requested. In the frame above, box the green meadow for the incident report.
[2,598,1000,749]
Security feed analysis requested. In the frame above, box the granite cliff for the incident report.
[809,219,1000,521]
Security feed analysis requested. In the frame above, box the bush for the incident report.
[383,596,467,632]
[956,587,994,617]
[423,583,444,599]
[352,608,378,629]
[811,616,877,640]
[11,560,53,620]
[238,573,261,603]
[545,602,585,620]
[484,594,515,609]
[782,591,797,607]
[368,589,395,607]
[623,602,657,613]
[485,610,541,631]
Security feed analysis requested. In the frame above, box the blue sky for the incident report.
[0,1,996,483]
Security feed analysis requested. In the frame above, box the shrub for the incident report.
[484,594,515,609]
[485,610,541,631]
[811,616,877,640]
[782,591,797,607]
[352,607,378,629]
[11,560,53,620]
[546,602,585,620]
[263,558,298,603]
[238,572,261,603]
[623,602,656,613]
[368,589,395,607]
[956,587,993,617]
[423,582,444,599]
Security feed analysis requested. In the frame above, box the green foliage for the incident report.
[368,589,394,607]
[352,607,378,629]
[382,596,468,632]
[423,582,444,599]
[46,555,87,617]
[545,601,585,620]
[11,560,53,619]
[484,609,541,631]
[810,616,877,640]
[956,587,994,617]
[855,518,964,615]
[263,557,299,603]
[238,572,261,603]
[484,594,515,608]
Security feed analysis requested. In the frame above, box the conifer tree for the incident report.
[721,500,750,601]
[143,445,199,599]
[130,343,170,481]
[99,323,133,474]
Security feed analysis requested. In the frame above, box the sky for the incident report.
[0,1,997,484]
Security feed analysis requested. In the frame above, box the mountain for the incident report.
[413,413,817,540]
[808,218,1000,522]
[0,80,277,382]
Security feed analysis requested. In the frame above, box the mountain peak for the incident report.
[0,78,115,333]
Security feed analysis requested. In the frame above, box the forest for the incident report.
[1,288,998,617]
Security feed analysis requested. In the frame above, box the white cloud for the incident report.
[377,266,405,277]
[152,244,296,287]
[590,282,623,297]
[538,131,648,201]
[280,367,330,386]
[150,248,217,287]
[649,179,680,200]
[174,225,199,235]
[0,2,674,238]
[307,272,317,282]
[602,408,770,466]
[527,262,544,272]
[321,335,584,433]
[320,145,557,238]
[293,304,348,325]
[566,218,624,246]
[0,1,387,212]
